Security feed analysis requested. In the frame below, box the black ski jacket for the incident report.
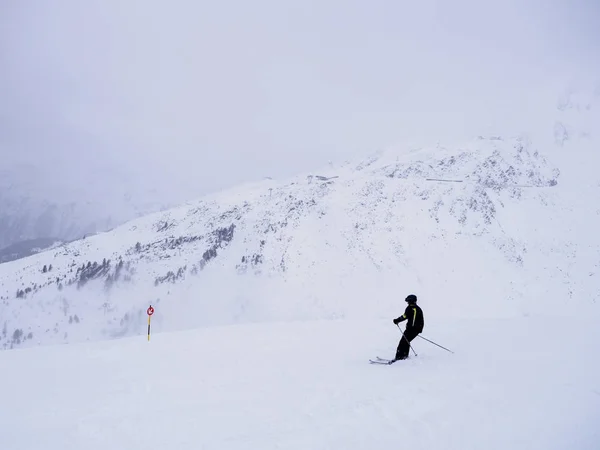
[395,304,424,333]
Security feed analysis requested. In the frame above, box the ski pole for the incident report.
[417,335,454,354]
[397,324,417,356]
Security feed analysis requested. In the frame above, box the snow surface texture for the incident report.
[0,133,598,350]
[0,317,599,450]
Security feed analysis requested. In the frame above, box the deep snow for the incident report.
[1,313,599,450]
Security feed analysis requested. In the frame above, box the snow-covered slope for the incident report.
[1,134,598,350]
[1,83,598,253]
[1,315,599,450]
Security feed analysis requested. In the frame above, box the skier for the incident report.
[393,294,424,360]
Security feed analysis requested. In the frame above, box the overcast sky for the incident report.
[1,0,599,206]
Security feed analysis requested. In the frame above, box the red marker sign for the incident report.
[147,305,154,341]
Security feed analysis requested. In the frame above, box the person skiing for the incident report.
[393,294,424,360]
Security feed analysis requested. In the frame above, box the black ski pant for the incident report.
[395,328,420,360]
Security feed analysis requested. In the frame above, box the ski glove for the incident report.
[393,315,406,325]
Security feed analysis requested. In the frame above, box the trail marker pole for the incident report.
[147,305,154,341]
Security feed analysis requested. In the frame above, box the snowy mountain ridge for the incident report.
[0,134,599,350]
[1,83,598,253]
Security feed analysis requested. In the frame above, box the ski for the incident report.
[369,356,396,365]
[369,359,395,365]
[376,356,395,362]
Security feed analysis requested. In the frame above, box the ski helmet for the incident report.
[405,294,417,303]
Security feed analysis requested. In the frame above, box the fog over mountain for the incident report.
[1,4,600,447]
[1,0,598,251]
